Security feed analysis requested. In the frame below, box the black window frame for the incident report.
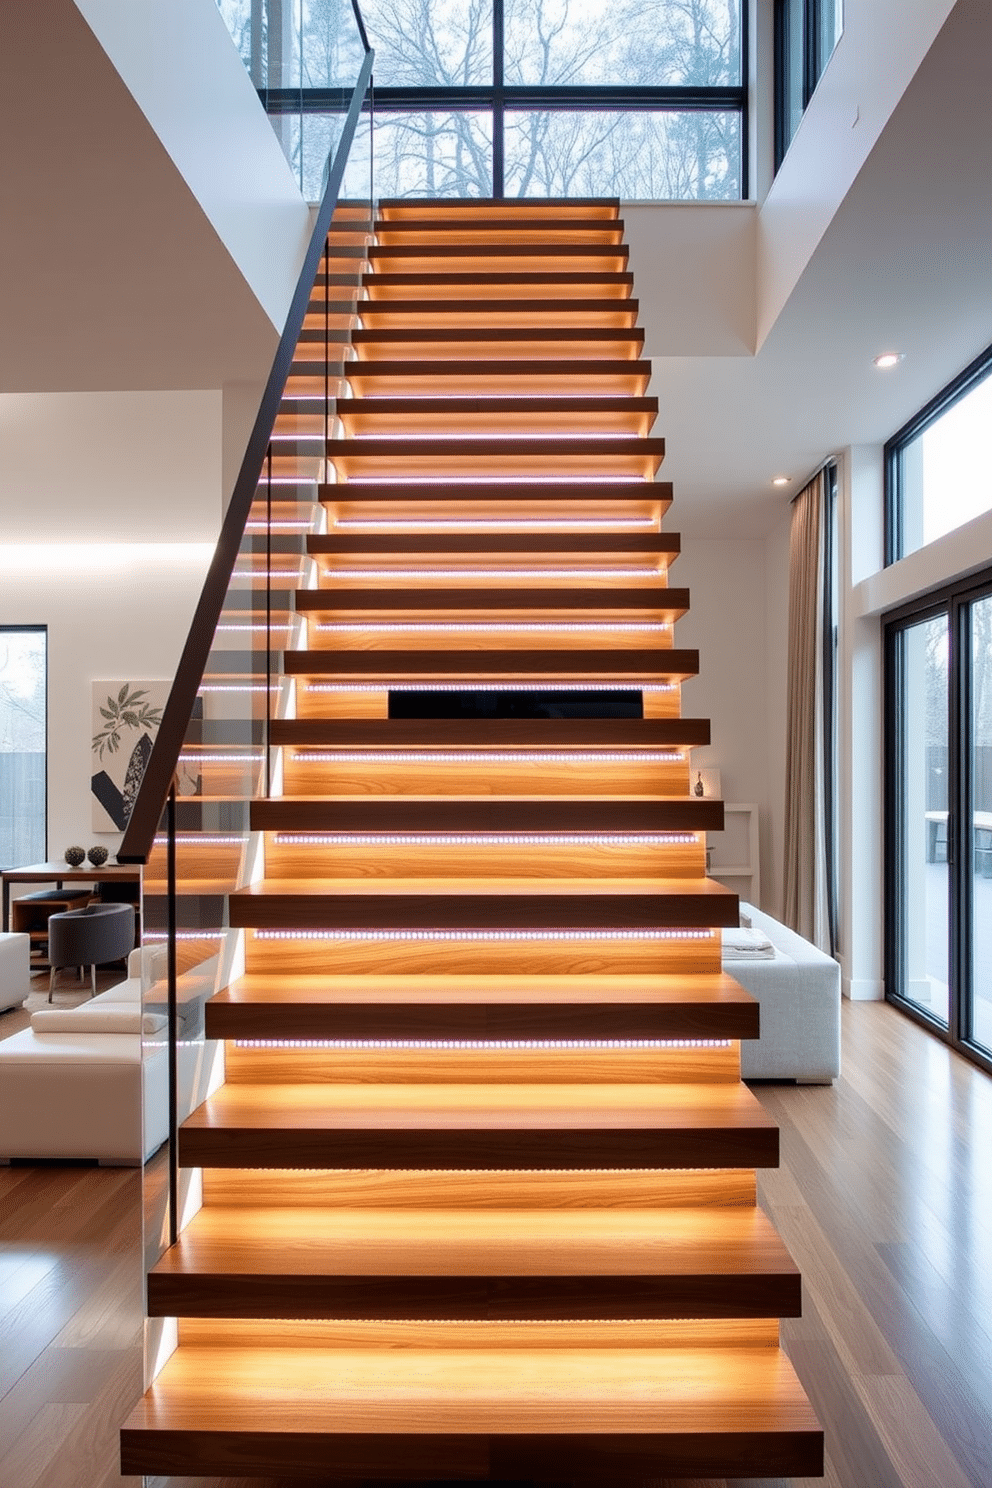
[884,341,992,567]
[0,623,48,872]
[773,0,840,172]
[883,570,992,1079]
[259,0,750,200]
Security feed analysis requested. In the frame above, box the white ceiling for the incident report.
[653,0,992,535]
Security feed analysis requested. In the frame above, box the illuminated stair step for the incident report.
[378,196,620,219]
[339,358,653,394]
[252,779,717,817]
[335,395,658,437]
[324,435,664,480]
[178,1079,776,1171]
[147,1206,799,1321]
[295,586,689,616]
[350,326,644,358]
[204,970,758,1042]
[283,648,698,681]
[227,876,738,932]
[354,298,640,328]
[121,1341,822,1481]
[373,216,625,240]
[363,271,635,301]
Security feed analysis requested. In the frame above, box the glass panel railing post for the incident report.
[166,777,179,1247]
[265,444,273,801]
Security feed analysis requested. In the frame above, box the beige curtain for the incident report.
[783,470,831,951]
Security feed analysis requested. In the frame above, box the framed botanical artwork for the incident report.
[91,680,169,831]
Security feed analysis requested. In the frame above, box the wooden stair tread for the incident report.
[322,479,672,508]
[307,528,678,551]
[367,242,629,258]
[147,1207,800,1319]
[182,1079,775,1130]
[251,786,720,820]
[356,297,639,318]
[334,395,656,415]
[122,1344,821,1481]
[373,216,624,231]
[339,358,652,390]
[324,436,664,455]
[363,271,634,292]
[228,876,738,932]
[207,970,757,1038]
[284,648,699,679]
[294,585,688,613]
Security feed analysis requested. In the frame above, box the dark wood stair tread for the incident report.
[121,1342,821,1480]
[147,1205,799,1319]
[368,242,629,259]
[228,875,738,932]
[308,527,678,552]
[284,648,698,680]
[205,970,757,1042]
[178,1079,777,1171]
[334,395,656,416]
[374,216,624,232]
[295,585,688,614]
[252,779,716,815]
[356,297,638,315]
[352,325,641,344]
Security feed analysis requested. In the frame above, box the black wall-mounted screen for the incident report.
[389,689,644,719]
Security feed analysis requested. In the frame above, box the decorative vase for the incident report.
[64,846,86,867]
[87,845,109,867]
[694,772,705,797]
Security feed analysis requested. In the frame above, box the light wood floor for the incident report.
[2,997,990,1488]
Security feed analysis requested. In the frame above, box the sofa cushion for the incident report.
[30,1006,167,1035]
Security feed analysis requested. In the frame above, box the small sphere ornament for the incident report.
[64,846,86,867]
[87,845,109,867]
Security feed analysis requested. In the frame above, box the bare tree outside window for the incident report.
[217,0,744,200]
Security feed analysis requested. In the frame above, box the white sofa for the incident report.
[0,949,170,1164]
[723,905,842,1084]
[0,932,30,1014]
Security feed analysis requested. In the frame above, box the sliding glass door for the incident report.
[886,574,992,1072]
[966,593,992,1056]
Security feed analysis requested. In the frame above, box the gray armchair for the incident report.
[47,902,136,1000]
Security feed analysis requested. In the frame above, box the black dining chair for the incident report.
[47,902,136,1000]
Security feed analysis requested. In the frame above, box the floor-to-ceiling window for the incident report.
[884,347,992,1074]
[0,626,47,870]
[885,578,992,1075]
[218,0,748,201]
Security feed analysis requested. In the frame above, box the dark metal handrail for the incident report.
[118,44,374,864]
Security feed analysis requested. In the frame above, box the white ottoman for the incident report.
[0,932,30,1013]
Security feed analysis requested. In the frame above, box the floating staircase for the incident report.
[122,199,823,1480]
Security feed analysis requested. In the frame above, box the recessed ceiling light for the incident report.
[873,352,905,369]
[772,476,791,487]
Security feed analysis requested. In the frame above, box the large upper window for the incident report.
[0,627,46,870]
[219,0,747,200]
[774,0,842,170]
[886,345,992,564]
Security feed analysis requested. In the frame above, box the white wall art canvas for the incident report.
[91,680,169,831]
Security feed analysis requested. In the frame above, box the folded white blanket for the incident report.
[31,1006,168,1035]
[722,926,776,960]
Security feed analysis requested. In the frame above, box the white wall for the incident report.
[756,0,959,346]
[0,392,220,857]
[74,0,310,336]
[676,537,775,910]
